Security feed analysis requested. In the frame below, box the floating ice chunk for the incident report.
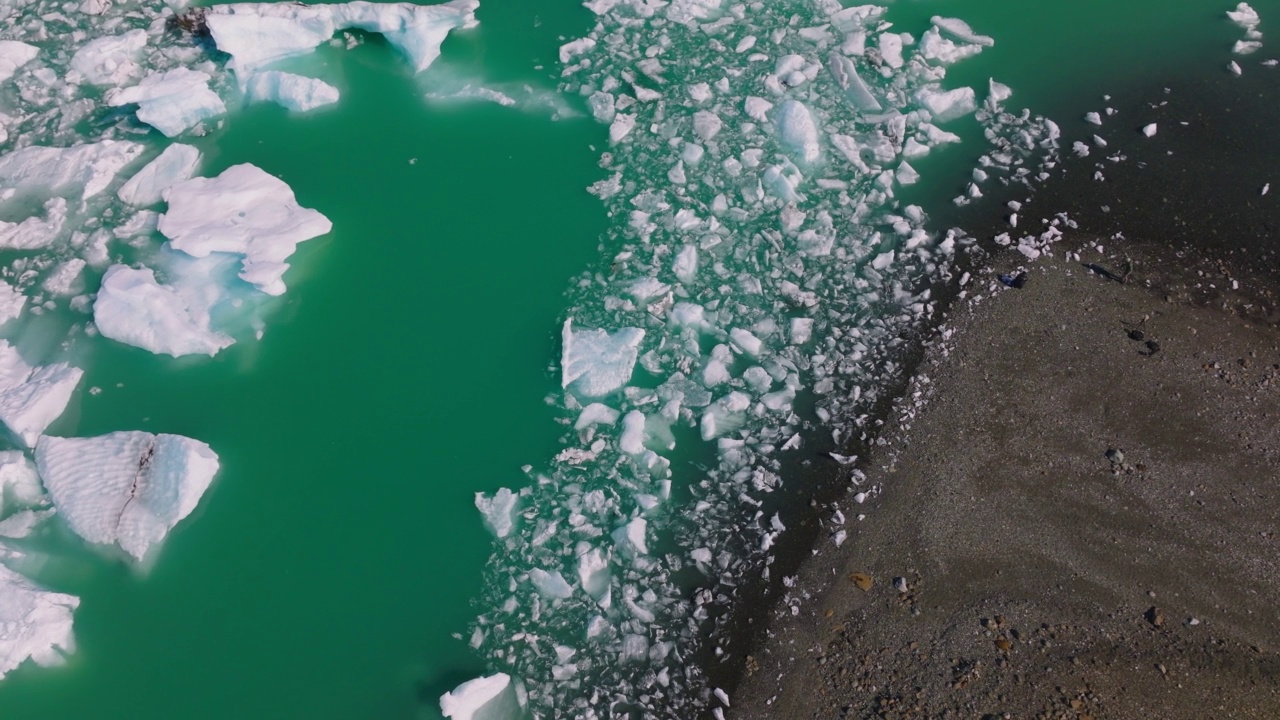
[1142,123,1157,137]
[0,565,78,681]
[560,320,644,398]
[69,29,147,86]
[744,96,773,123]
[117,144,201,207]
[729,327,763,356]
[987,78,1012,106]
[1230,60,1243,75]
[1234,39,1264,54]
[827,54,881,113]
[559,38,596,63]
[0,342,82,448]
[577,547,611,605]
[916,86,977,123]
[0,452,44,519]
[42,259,86,297]
[1227,3,1261,30]
[0,282,25,328]
[159,164,332,296]
[612,516,647,556]
[246,71,340,112]
[107,69,226,137]
[789,317,813,345]
[475,488,519,539]
[609,113,635,143]
[0,199,67,250]
[877,32,904,69]
[673,244,698,283]
[0,41,39,84]
[693,110,723,141]
[763,160,805,203]
[619,410,646,454]
[575,403,620,430]
[700,391,749,440]
[207,0,480,77]
[93,265,233,358]
[896,161,919,185]
[0,141,145,200]
[439,673,527,720]
[528,568,573,598]
[930,16,995,46]
[1084,111,1102,125]
[35,431,220,562]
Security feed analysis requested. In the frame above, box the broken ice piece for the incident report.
[0,565,78,681]
[0,341,82,448]
[35,431,220,562]
[440,673,527,720]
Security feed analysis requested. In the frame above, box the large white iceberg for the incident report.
[246,71,340,112]
[35,431,220,562]
[158,163,333,296]
[440,672,527,720]
[0,342,83,448]
[561,319,644,398]
[117,144,201,207]
[106,69,227,137]
[206,0,480,77]
[93,264,234,358]
[0,565,78,681]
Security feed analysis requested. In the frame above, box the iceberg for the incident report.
[560,320,644,398]
[93,264,234,358]
[0,341,83,448]
[0,565,78,681]
[69,29,148,86]
[0,41,39,84]
[35,431,221,562]
[158,163,333,296]
[206,0,480,78]
[440,673,526,720]
[246,71,340,112]
[106,68,227,137]
[117,144,201,207]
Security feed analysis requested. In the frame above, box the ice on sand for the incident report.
[117,144,201,207]
[561,320,644,398]
[246,71,340,112]
[0,342,82,448]
[206,0,480,77]
[0,565,78,681]
[158,163,333,296]
[106,69,227,137]
[440,672,527,720]
[93,264,234,358]
[35,431,220,562]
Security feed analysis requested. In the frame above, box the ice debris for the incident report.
[246,71,340,112]
[440,672,526,720]
[560,320,644,398]
[35,432,220,562]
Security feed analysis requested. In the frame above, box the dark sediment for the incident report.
[723,56,1280,720]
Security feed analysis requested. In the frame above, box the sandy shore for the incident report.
[728,237,1280,719]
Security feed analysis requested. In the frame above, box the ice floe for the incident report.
[93,264,233,358]
[246,71,340,112]
[106,68,227,137]
[158,163,333,296]
[117,144,201,208]
[0,565,78,681]
[440,672,526,720]
[0,41,39,84]
[35,431,220,562]
[0,342,82,448]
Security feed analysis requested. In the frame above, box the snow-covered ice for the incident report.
[158,163,333,296]
[107,69,227,137]
[440,673,526,720]
[0,565,78,681]
[0,342,83,448]
[246,71,340,112]
[93,264,234,358]
[117,144,201,207]
[35,431,220,562]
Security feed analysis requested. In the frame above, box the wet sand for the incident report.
[730,238,1280,719]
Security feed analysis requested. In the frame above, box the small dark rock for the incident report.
[999,272,1028,289]
[1127,329,1146,341]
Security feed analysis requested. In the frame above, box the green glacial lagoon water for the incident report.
[0,0,1274,718]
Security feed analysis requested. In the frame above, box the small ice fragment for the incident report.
[1230,60,1243,75]
[1084,111,1102,125]
[528,568,573,598]
[0,282,26,327]
[246,71,340,112]
[916,86,977,123]
[930,16,995,46]
[827,53,881,112]
[475,488,519,539]
[439,673,526,720]
[35,431,220,562]
[612,516,648,556]
[1262,183,1271,196]
[1142,123,1157,137]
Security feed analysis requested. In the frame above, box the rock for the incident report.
[850,572,873,591]
[893,576,909,593]
[1145,606,1164,629]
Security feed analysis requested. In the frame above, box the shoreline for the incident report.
[722,65,1280,718]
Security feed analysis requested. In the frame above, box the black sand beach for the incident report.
[725,65,1280,720]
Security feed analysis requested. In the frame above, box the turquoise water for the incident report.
[0,0,1274,718]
